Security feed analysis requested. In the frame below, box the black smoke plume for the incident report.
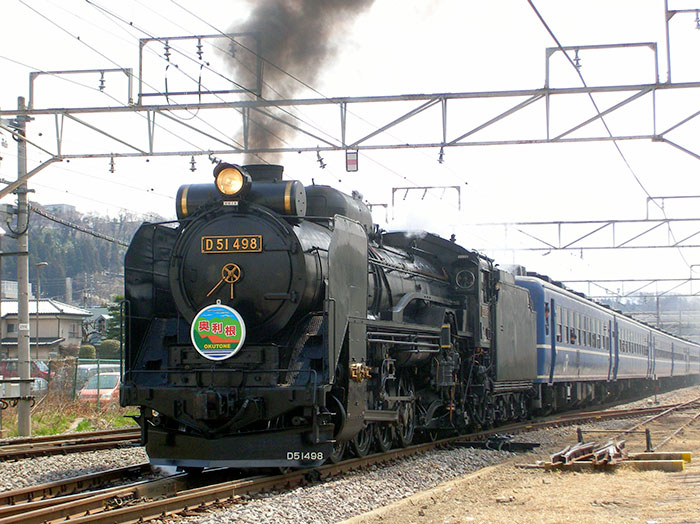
[228,0,375,163]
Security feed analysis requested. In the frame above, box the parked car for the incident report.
[78,372,120,406]
[0,359,50,394]
[0,359,50,381]
[76,363,120,389]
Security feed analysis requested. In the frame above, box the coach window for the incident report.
[570,309,575,344]
[594,320,598,348]
[617,329,625,353]
[620,329,625,353]
[545,303,550,336]
[556,305,562,342]
[604,324,608,350]
[576,313,582,345]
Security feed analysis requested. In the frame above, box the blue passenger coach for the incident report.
[515,275,700,409]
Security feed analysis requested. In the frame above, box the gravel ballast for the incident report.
[0,446,150,492]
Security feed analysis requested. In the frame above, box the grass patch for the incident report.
[1,394,138,437]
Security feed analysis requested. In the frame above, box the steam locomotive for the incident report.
[121,163,700,469]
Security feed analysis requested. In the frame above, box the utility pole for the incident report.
[16,96,31,436]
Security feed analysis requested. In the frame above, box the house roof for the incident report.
[85,307,111,322]
[0,299,91,318]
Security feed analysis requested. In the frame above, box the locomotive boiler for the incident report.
[121,163,538,469]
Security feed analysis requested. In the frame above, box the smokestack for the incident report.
[65,277,72,304]
[228,0,375,163]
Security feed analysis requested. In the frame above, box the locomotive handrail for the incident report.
[369,258,450,283]
[366,338,440,348]
[367,331,439,338]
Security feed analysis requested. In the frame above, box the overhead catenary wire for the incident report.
[16,0,255,160]
[29,204,129,247]
[81,2,542,251]
[525,0,693,271]
[164,0,486,222]
[86,0,316,156]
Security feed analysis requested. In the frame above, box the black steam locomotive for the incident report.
[121,163,698,469]
[121,163,539,468]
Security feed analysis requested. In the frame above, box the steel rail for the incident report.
[6,398,698,523]
[0,437,141,460]
[618,396,700,436]
[0,429,141,461]
[0,426,139,447]
[0,472,193,524]
[653,410,700,451]
[0,462,152,507]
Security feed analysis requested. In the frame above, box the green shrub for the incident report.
[97,339,121,359]
[79,344,96,359]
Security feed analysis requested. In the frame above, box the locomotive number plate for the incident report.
[201,235,262,253]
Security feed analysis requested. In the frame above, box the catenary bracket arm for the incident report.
[0,157,63,199]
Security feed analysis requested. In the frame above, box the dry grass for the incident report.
[0,394,137,437]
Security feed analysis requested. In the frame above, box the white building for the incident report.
[0,299,90,360]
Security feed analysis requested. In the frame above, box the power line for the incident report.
[85,0,300,155]
[30,204,129,247]
[17,0,247,157]
[165,0,480,209]
[525,0,693,271]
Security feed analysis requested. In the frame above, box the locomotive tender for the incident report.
[121,163,700,469]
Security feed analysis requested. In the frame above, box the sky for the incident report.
[3,0,700,299]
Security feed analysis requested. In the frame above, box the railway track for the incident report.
[5,397,699,524]
[0,427,140,460]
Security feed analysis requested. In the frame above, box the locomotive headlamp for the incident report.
[214,163,251,197]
